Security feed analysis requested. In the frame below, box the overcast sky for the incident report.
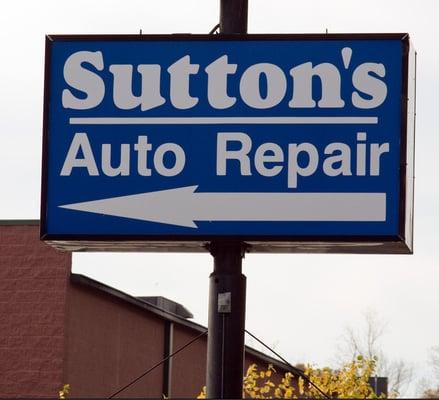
[1,0,438,396]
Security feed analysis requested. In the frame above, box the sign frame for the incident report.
[40,33,415,254]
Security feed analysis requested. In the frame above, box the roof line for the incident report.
[0,219,39,226]
[71,273,207,330]
[70,272,295,372]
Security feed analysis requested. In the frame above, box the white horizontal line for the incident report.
[69,116,378,125]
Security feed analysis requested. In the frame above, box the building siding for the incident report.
[0,222,294,397]
[0,223,71,397]
[66,283,166,398]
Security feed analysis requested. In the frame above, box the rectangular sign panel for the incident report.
[41,34,415,253]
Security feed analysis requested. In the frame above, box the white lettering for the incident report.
[61,132,99,176]
[167,55,199,109]
[240,63,287,109]
[287,143,319,188]
[109,64,165,111]
[205,55,237,109]
[289,62,345,108]
[61,51,389,112]
[356,131,367,176]
[217,132,252,176]
[370,143,390,175]
[134,136,153,176]
[352,63,387,109]
[254,143,284,177]
[62,51,105,110]
[153,143,186,177]
[101,143,130,177]
[214,131,389,188]
[323,143,352,176]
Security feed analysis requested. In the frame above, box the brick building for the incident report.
[0,220,293,397]
[0,221,70,396]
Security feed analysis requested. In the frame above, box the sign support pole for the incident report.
[206,3,248,398]
[219,0,248,34]
[207,242,247,398]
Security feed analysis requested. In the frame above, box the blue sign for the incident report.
[41,34,414,252]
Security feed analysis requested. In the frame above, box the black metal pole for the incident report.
[219,0,248,34]
[206,242,247,399]
[206,4,248,398]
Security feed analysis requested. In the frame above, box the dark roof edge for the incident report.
[71,273,207,330]
[0,219,39,226]
[70,273,295,372]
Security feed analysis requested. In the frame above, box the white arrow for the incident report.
[59,186,386,228]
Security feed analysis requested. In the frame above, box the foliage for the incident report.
[430,346,439,381]
[420,346,439,398]
[296,356,381,399]
[58,383,70,399]
[198,356,383,399]
[336,310,412,397]
[422,387,439,398]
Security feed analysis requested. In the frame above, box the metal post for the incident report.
[162,321,174,398]
[206,2,248,398]
[206,242,247,399]
[219,0,248,34]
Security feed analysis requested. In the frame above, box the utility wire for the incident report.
[245,329,331,400]
[107,330,207,399]
[106,325,329,398]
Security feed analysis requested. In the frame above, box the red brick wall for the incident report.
[0,222,71,397]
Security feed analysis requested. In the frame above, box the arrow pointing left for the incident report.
[59,186,199,228]
[59,186,386,228]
